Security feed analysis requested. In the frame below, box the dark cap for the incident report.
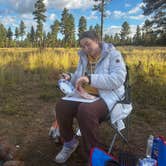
[79,31,100,43]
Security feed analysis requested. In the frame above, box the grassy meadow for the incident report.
[0,47,165,111]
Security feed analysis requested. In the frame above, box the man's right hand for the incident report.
[60,73,71,80]
[76,85,96,100]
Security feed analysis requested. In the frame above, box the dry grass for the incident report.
[0,46,165,113]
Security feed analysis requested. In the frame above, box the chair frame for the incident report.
[107,65,132,154]
[108,113,130,154]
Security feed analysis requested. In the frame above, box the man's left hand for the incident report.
[75,76,89,91]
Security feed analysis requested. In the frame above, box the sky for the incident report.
[0,0,147,38]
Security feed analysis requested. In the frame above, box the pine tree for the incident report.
[120,21,131,45]
[89,25,94,31]
[78,16,87,38]
[94,24,101,38]
[29,26,35,47]
[104,34,114,43]
[33,0,46,48]
[133,25,142,45]
[60,8,69,46]
[142,19,156,45]
[142,0,166,45]
[0,23,7,47]
[68,14,75,47]
[25,32,31,47]
[7,27,13,47]
[50,20,60,47]
[60,8,75,47]
[43,31,47,48]
[88,24,101,38]
[46,32,52,47]
[14,27,20,47]
[19,20,26,41]
[104,34,110,42]
[93,0,112,40]
[15,27,19,40]
[114,33,120,45]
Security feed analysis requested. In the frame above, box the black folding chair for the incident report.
[106,66,132,154]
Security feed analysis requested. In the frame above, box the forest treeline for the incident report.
[0,0,165,48]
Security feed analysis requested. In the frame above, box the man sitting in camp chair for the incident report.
[50,31,132,164]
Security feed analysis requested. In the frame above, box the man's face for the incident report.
[80,38,99,57]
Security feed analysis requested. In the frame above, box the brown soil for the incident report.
[0,83,165,166]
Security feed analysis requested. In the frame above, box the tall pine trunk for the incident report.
[101,0,104,41]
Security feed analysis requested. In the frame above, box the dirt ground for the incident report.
[0,81,166,166]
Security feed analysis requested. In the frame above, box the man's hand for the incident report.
[76,85,96,99]
[75,76,96,99]
[75,76,89,91]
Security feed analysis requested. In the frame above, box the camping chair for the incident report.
[106,65,132,154]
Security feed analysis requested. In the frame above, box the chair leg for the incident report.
[126,115,130,141]
[108,133,118,154]
[117,129,128,144]
[108,125,129,154]
[107,114,130,154]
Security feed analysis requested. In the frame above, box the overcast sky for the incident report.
[0,0,147,37]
